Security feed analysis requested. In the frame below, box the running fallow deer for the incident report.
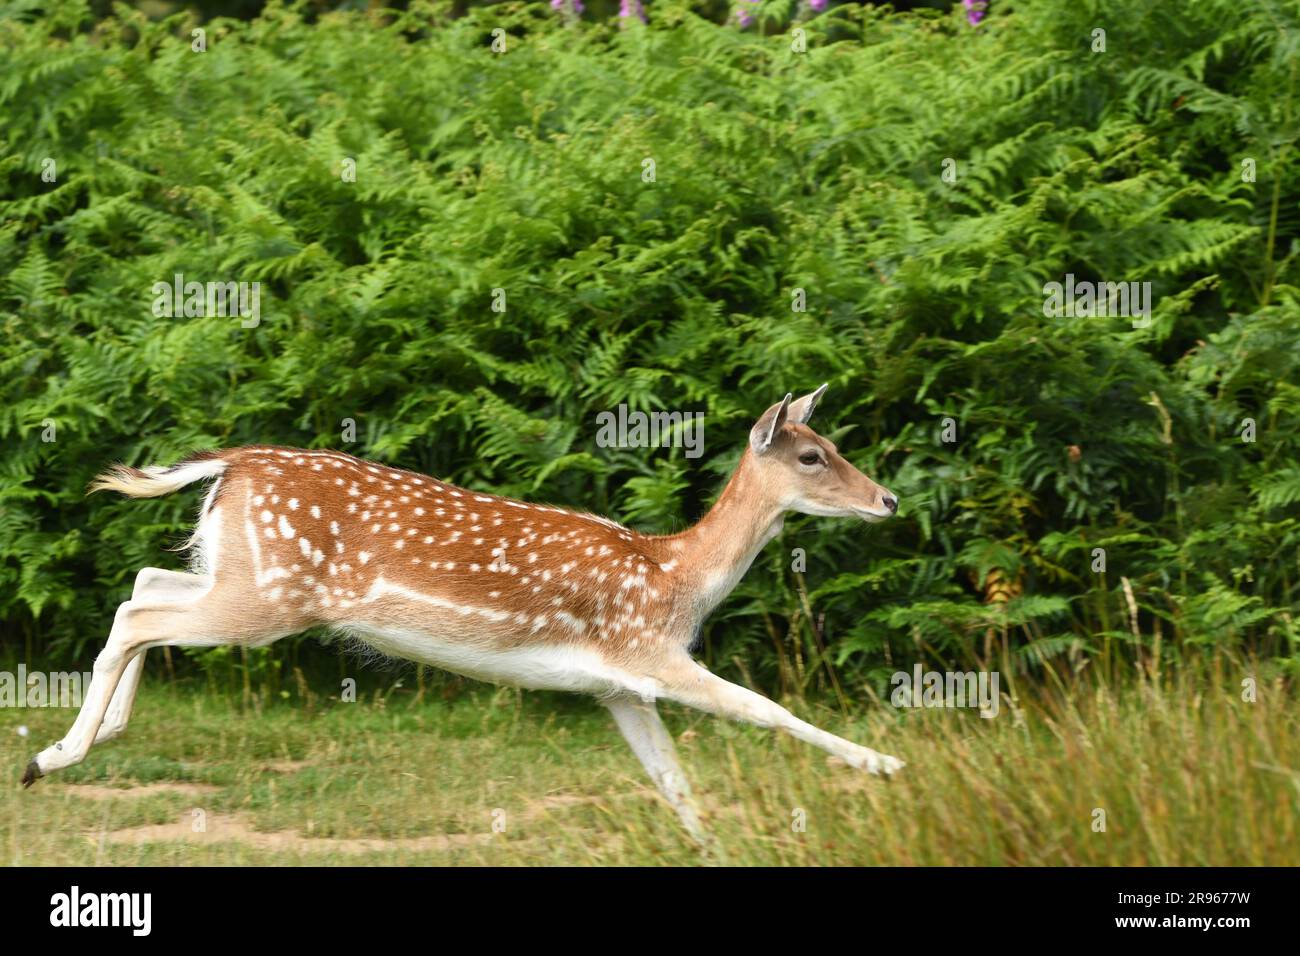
[22,385,902,839]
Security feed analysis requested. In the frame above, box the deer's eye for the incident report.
[799,451,822,466]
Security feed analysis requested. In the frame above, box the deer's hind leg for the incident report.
[93,569,212,746]
[23,580,292,787]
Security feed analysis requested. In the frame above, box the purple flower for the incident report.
[809,0,827,11]
[962,0,987,26]
[619,0,646,22]
[551,0,584,15]
[736,0,760,28]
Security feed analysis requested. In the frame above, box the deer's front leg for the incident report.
[651,657,903,776]
[605,696,707,842]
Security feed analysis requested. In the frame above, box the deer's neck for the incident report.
[668,452,784,620]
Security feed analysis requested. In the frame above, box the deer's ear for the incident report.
[788,383,828,425]
[750,393,793,455]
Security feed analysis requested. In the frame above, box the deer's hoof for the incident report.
[853,750,904,776]
[20,760,42,789]
[878,754,905,775]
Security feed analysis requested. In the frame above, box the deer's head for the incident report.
[748,384,897,522]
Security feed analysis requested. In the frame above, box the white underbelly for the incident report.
[328,575,657,697]
[341,621,643,696]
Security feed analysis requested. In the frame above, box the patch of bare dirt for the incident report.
[259,759,314,774]
[85,786,615,853]
[95,811,496,853]
[518,786,662,822]
[66,782,220,800]
[79,780,638,854]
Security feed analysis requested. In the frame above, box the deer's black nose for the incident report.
[882,494,898,514]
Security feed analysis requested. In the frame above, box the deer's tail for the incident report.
[89,452,228,499]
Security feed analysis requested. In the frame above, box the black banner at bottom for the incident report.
[0,866,1282,942]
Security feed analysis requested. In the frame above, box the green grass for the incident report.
[2,660,1297,865]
